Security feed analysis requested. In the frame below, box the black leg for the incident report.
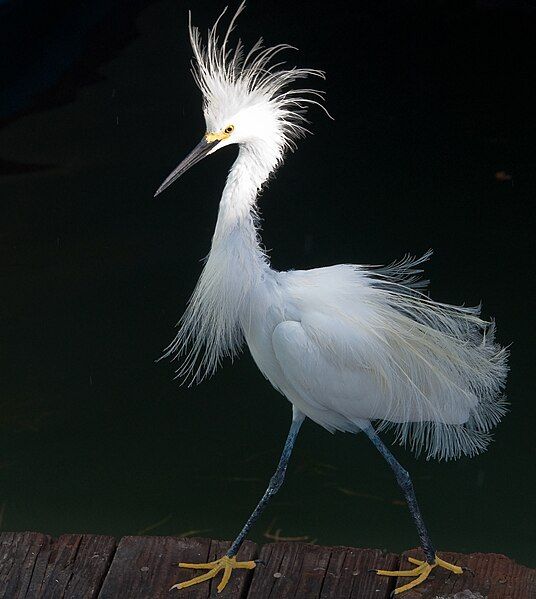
[226,410,305,557]
[363,424,436,563]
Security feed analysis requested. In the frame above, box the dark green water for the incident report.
[1,0,535,567]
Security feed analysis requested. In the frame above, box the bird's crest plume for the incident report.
[188,1,329,150]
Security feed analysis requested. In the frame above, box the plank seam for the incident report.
[317,548,333,599]
[260,545,281,599]
[59,535,83,599]
[91,539,118,599]
[292,545,307,598]
[385,552,401,598]
[347,550,358,598]
[22,533,49,599]
[93,537,120,599]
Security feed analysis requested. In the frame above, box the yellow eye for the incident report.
[224,125,234,134]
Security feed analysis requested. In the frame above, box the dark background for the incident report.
[1,0,535,565]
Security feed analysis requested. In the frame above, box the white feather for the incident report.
[188,1,328,151]
[266,260,508,460]
[164,4,508,461]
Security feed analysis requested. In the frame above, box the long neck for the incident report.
[167,142,279,382]
[214,141,279,248]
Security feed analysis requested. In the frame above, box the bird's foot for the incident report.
[170,555,256,593]
[374,555,463,595]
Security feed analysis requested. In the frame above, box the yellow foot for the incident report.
[374,555,463,595]
[170,555,256,593]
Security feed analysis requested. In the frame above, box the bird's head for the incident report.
[155,2,327,197]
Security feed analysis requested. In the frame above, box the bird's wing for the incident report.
[271,310,460,432]
[271,258,507,460]
[271,318,379,434]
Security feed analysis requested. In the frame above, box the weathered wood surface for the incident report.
[1,533,534,599]
[399,548,536,599]
[98,537,256,599]
[0,532,115,599]
[247,542,400,598]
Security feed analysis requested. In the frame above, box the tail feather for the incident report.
[364,252,509,460]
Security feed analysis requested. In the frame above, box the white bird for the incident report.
[155,3,508,594]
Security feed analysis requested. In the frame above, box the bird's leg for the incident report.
[363,425,435,561]
[171,410,305,593]
[226,410,304,557]
[363,425,463,595]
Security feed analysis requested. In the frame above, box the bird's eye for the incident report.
[224,125,234,134]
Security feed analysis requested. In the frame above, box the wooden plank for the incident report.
[245,542,400,598]
[2,533,535,599]
[97,536,257,599]
[0,532,116,599]
[26,534,117,599]
[0,532,49,599]
[397,549,536,599]
[319,546,400,598]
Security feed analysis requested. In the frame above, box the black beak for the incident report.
[154,137,219,197]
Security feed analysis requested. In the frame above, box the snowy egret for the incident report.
[155,3,508,594]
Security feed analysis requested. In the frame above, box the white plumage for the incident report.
[161,2,508,461]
